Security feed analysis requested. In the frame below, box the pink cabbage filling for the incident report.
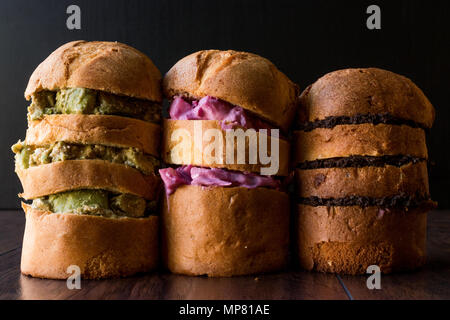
[159,165,280,195]
[169,96,274,130]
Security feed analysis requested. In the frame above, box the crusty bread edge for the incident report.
[163,50,299,131]
[21,203,159,279]
[293,124,428,163]
[162,185,289,276]
[295,161,430,199]
[25,40,162,102]
[26,114,161,157]
[296,203,433,274]
[16,159,160,200]
[163,119,290,176]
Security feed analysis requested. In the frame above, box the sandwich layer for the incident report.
[21,203,159,279]
[160,165,280,195]
[299,194,432,208]
[297,155,424,169]
[13,141,159,175]
[298,68,435,128]
[17,160,159,200]
[297,203,433,274]
[26,114,160,157]
[168,95,277,131]
[162,185,289,276]
[31,189,157,218]
[25,40,162,102]
[298,113,425,131]
[163,50,299,131]
[295,162,429,199]
[163,119,289,176]
[293,124,427,164]
[28,88,161,122]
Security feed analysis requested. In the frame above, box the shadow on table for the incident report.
[18,269,347,300]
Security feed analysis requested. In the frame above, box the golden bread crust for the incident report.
[295,162,429,199]
[25,40,162,102]
[163,50,299,131]
[16,160,160,200]
[26,114,160,156]
[162,119,289,176]
[298,68,435,128]
[20,203,158,279]
[296,204,432,274]
[162,185,289,276]
[293,124,427,163]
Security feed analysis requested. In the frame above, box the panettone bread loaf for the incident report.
[160,50,295,276]
[162,185,289,276]
[14,41,163,279]
[21,203,158,279]
[294,68,436,274]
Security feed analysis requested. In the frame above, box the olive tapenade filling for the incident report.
[31,189,157,218]
[12,141,160,175]
[28,88,161,123]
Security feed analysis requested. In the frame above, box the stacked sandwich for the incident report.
[293,68,436,274]
[159,50,298,276]
[12,41,162,279]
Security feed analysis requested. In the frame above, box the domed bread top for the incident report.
[25,40,162,102]
[163,50,299,132]
[298,68,435,128]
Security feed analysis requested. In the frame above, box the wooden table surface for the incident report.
[0,210,448,300]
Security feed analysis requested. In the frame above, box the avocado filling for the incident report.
[12,141,160,175]
[31,190,157,218]
[28,88,161,123]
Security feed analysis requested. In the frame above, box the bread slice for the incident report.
[25,41,162,102]
[293,124,427,164]
[17,159,160,200]
[162,185,289,276]
[26,114,160,157]
[163,119,290,176]
[296,203,435,275]
[295,161,429,199]
[298,68,435,128]
[20,203,158,279]
[163,50,299,131]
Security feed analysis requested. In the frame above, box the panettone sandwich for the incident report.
[12,41,162,279]
[160,50,298,276]
[293,68,436,274]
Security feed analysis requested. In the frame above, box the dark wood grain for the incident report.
[0,210,346,300]
[1,210,448,300]
[0,211,24,254]
[14,269,347,300]
[339,211,450,300]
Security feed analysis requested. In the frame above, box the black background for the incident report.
[0,0,448,209]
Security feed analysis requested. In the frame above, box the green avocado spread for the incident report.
[12,141,160,175]
[31,190,156,218]
[28,88,161,123]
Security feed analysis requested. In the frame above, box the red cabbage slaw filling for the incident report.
[169,96,275,131]
[159,165,280,195]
